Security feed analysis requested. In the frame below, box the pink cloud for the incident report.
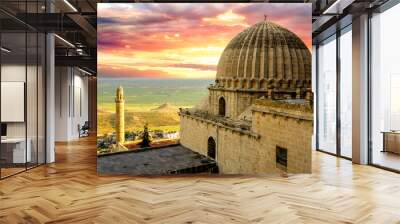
[98,3,311,78]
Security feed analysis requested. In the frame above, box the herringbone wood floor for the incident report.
[1,136,400,224]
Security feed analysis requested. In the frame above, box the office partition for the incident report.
[0,1,47,179]
[370,3,400,171]
[315,23,353,159]
[317,34,337,155]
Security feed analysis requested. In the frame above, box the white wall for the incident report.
[72,73,89,138]
[55,67,70,141]
[1,63,46,164]
[1,65,26,138]
[54,67,89,141]
[1,65,41,138]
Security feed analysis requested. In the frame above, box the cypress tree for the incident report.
[139,123,151,148]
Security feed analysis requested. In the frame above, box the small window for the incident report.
[276,146,287,171]
[218,97,226,116]
[208,137,216,159]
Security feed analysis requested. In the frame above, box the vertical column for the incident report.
[312,45,317,151]
[46,1,55,163]
[352,14,369,164]
[46,33,55,163]
[88,77,97,133]
[336,29,341,157]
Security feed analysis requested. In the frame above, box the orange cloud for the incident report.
[98,3,311,79]
[203,10,247,27]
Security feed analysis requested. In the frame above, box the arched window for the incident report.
[207,137,216,159]
[218,97,226,116]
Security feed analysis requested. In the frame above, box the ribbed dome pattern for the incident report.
[216,21,311,90]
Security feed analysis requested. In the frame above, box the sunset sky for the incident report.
[98,3,311,79]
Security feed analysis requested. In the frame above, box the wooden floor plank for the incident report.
[0,136,399,223]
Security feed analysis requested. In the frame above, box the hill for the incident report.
[150,103,176,112]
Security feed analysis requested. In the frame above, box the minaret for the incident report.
[115,86,125,144]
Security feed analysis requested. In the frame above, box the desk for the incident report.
[1,138,31,163]
[382,131,400,154]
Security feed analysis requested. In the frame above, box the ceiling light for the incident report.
[1,47,11,53]
[322,0,355,15]
[78,67,93,76]
[54,34,75,48]
[323,0,342,14]
[63,0,78,12]
[76,48,85,55]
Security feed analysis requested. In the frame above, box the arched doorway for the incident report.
[218,97,226,116]
[207,137,216,159]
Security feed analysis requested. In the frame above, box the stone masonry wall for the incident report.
[179,115,266,174]
[208,89,265,119]
[179,116,217,157]
[179,102,313,174]
[251,109,312,173]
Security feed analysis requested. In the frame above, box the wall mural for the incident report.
[97,3,312,175]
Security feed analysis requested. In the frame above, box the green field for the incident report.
[97,78,212,136]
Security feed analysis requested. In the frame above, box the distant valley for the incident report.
[97,78,212,136]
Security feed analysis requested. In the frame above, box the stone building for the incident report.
[115,86,125,144]
[179,20,313,174]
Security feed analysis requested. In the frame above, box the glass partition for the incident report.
[316,25,353,159]
[0,1,46,179]
[27,30,38,169]
[1,30,28,177]
[317,35,337,155]
[339,26,352,158]
[371,3,400,171]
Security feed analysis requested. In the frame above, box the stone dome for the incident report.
[215,21,311,92]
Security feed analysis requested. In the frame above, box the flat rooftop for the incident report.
[97,144,217,175]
